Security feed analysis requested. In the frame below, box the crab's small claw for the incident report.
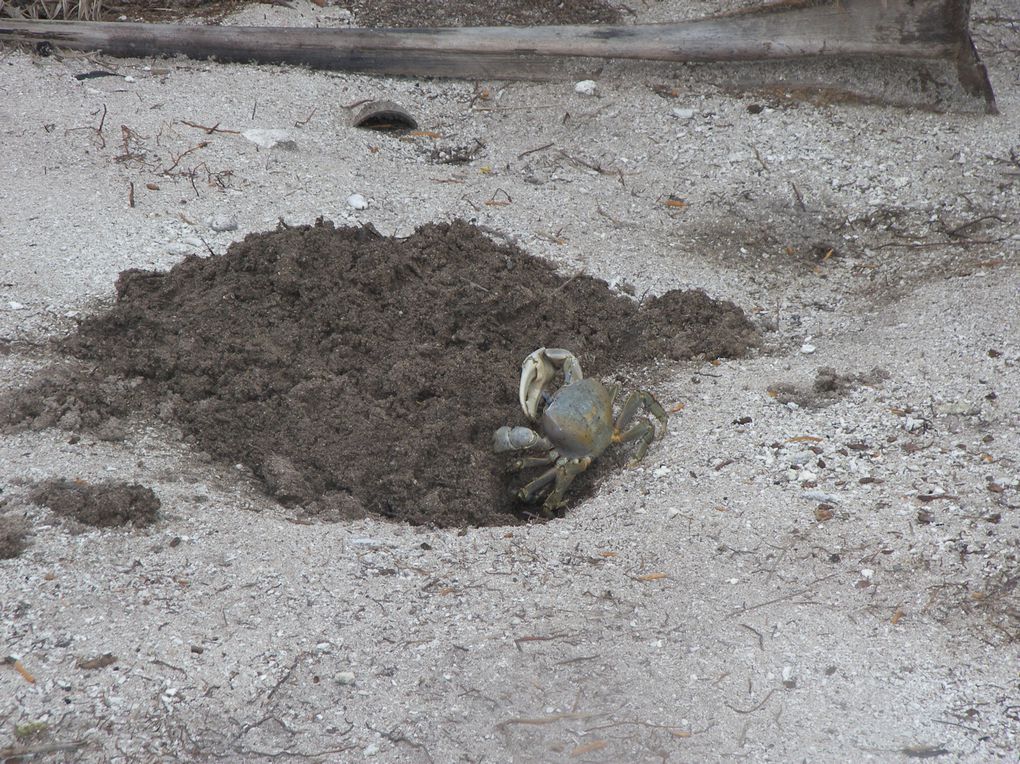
[493,426,551,453]
[519,347,583,420]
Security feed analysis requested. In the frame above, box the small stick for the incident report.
[725,688,776,714]
[496,712,592,731]
[0,740,87,760]
[294,107,317,127]
[180,120,240,135]
[517,142,554,159]
[790,181,806,211]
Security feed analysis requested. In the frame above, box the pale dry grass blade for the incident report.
[0,0,104,20]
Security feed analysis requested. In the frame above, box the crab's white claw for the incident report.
[519,347,585,420]
[519,349,555,421]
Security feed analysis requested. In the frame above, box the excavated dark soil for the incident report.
[6,220,758,526]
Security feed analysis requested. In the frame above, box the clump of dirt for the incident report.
[29,479,161,528]
[9,220,757,526]
[770,366,890,408]
[0,513,31,559]
[0,365,135,434]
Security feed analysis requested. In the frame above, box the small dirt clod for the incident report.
[30,479,161,528]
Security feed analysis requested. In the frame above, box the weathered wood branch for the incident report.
[0,0,995,111]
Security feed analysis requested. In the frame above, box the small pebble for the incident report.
[337,671,356,685]
[347,193,369,210]
[8,301,25,310]
[801,343,816,354]
[574,80,597,96]
[653,465,671,478]
[671,108,697,120]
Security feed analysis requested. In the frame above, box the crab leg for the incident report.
[517,465,559,502]
[541,458,590,510]
[511,453,559,471]
[616,420,657,465]
[614,390,668,434]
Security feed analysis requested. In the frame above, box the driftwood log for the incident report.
[0,0,996,112]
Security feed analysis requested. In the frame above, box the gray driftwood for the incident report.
[0,0,996,112]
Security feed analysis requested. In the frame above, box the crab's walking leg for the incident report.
[616,420,657,465]
[517,466,559,503]
[614,390,669,434]
[511,454,559,471]
[614,390,669,465]
[542,458,590,510]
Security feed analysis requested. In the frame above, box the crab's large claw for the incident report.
[518,347,583,420]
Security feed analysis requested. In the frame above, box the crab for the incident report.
[493,347,668,512]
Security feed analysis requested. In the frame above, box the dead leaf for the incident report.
[76,654,117,670]
[570,740,608,756]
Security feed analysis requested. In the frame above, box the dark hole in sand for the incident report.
[8,221,758,526]
[30,479,161,528]
[351,101,419,132]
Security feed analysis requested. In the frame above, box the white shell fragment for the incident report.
[207,215,239,233]
[241,128,297,149]
[347,193,369,210]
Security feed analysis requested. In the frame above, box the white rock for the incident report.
[241,128,297,150]
[347,193,369,210]
[8,301,25,310]
[671,108,697,120]
[574,80,598,96]
[207,215,238,232]
[337,671,356,685]
[800,343,816,354]
[653,465,671,478]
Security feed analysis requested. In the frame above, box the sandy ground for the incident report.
[2,0,1019,761]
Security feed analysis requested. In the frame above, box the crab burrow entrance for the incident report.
[8,221,759,526]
